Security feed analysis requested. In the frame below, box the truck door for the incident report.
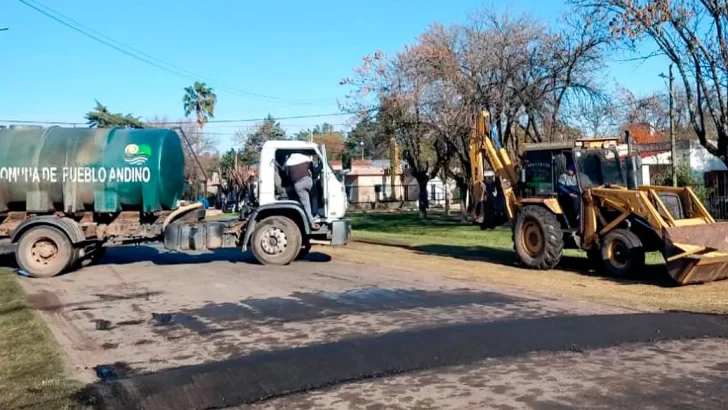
[319,144,329,216]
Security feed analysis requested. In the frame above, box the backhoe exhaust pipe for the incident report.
[625,130,638,189]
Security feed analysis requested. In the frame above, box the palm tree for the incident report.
[85,100,143,128]
[183,81,217,130]
[85,100,112,128]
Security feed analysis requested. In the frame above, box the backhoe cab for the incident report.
[471,110,728,285]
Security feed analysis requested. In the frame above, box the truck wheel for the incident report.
[278,218,309,260]
[250,216,302,265]
[600,229,645,278]
[513,205,563,269]
[15,226,74,278]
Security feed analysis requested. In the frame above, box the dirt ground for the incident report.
[331,241,728,314]
[13,243,728,409]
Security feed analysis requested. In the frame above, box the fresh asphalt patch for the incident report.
[78,311,728,410]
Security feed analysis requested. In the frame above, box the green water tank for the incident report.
[0,127,185,213]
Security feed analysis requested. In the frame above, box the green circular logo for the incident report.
[124,143,151,165]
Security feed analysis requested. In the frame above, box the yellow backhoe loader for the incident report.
[470,110,728,285]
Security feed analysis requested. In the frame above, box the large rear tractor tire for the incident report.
[15,226,74,278]
[600,229,645,278]
[513,205,564,269]
[250,216,302,266]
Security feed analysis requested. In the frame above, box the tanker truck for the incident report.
[0,126,351,278]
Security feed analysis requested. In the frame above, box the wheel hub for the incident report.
[521,220,544,257]
[260,227,287,255]
[607,240,629,268]
[30,239,58,265]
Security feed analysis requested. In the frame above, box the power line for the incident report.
[160,112,364,124]
[193,122,350,129]
[0,111,365,126]
[4,95,678,129]
[17,0,332,104]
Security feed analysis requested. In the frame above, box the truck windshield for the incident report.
[574,148,628,189]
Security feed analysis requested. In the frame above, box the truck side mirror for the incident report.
[342,154,352,174]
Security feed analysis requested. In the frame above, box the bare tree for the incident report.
[573,0,728,163]
[341,6,608,217]
[227,162,256,207]
[342,49,442,218]
[398,8,604,209]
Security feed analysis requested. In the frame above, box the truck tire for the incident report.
[278,218,309,260]
[513,205,563,269]
[600,229,645,278]
[15,226,74,278]
[250,216,302,265]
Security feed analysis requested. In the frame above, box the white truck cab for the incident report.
[240,140,351,264]
[257,140,348,221]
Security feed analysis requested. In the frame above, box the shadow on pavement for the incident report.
[356,240,677,288]
[76,311,728,410]
[0,245,333,272]
[99,246,332,266]
[146,288,527,336]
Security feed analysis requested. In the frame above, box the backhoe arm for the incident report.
[469,110,519,221]
[472,111,519,186]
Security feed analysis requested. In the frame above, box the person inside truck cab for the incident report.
[558,163,581,226]
[284,153,321,229]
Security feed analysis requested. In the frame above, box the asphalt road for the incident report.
[12,244,728,410]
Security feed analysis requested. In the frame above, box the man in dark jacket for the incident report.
[557,163,581,226]
[284,153,320,229]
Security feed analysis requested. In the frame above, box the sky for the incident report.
[1,0,671,152]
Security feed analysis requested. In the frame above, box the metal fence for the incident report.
[345,183,416,204]
[705,171,728,221]
[345,183,460,205]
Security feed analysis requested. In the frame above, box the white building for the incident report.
[640,140,728,182]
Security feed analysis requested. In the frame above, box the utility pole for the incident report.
[669,64,676,186]
[660,65,677,186]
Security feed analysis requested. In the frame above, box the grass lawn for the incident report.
[353,211,515,248]
[0,269,81,410]
[350,211,664,265]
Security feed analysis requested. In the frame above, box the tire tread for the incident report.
[513,205,564,270]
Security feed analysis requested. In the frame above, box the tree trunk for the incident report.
[444,175,450,216]
[458,182,469,223]
[417,177,429,219]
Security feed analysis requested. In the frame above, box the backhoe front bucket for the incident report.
[663,223,728,285]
